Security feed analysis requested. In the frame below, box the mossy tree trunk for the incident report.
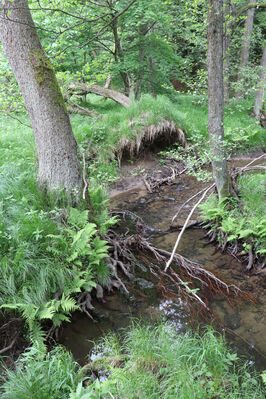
[207,0,231,199]
[0,0,82,197]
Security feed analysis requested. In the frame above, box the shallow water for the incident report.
[61,174,266,369]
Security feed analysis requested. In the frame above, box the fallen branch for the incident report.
[67,100,100,117]
[67,83,131,107]
[172,185,212,223]
[165,184,215,272]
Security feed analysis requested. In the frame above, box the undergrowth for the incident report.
[1,324,264,399]
[200,173,266,258]
[0,117,117,348]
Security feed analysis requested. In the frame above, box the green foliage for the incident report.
[74,324,265,399]
[200,173,266,256]
[0,346,79,399]
[1,324,264,399]
[0,117,117,347]
[159,141,212,182]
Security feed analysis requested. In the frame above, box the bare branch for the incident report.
[165,184,215,272]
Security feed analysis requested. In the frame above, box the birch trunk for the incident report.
[253,43,266,119]
[207,0,231,199]
[0,0,82,196]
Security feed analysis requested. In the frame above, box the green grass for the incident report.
[174,94,266,151]
[1,324,264,399]
[69,93,265,186]
[0,117,114,346]
[0,346,79,399]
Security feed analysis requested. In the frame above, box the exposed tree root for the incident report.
[0,317,24,365]
[104,213,253,314]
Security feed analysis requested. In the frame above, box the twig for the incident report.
[2,112,32,128]
[172,185,213,222]
[82,153,88,200]
[165,184,215,272]
[239,153,265,171]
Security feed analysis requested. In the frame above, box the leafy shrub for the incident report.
[199,173,266,256]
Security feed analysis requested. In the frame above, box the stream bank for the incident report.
[60,155,266,370]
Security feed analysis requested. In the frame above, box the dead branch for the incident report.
[67,83,131,107]
[172,185,213,223]
[67,100,101,117]
[165,184,215,272]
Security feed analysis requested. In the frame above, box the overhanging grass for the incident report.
[1,324,264,399]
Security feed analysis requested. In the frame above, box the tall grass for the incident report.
[0,117,113,344]
[74,323,265,399]
[1,324,264,399]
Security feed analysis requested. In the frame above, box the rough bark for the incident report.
[0,0,82,196]
[67,82,131,107]
[253,42,266,119]
[235,0,255,100]
[207,0,231,199]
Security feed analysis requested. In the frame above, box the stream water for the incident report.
[60,170,266,370]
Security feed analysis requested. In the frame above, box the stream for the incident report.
[60,163,266,370]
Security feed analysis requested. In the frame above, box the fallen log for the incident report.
[67,82,131,107]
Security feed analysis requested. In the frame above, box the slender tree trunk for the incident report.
[235,0,255,100]
[134,25,146,100]
[253,42,266,119]
[223,0,233,103]
[0,0,82,196]
[207,0,231,199]
[112,18,131,96]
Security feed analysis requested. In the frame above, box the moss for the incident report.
[29,48,67,110]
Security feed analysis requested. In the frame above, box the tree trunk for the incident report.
[112,18,131,96]
[0,0,82,196]
[134,25,147,101]
[235,0,255,100]
[207,0,231,199]
[223,0,233,103]
[253,42,266,119]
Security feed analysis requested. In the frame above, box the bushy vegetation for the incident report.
[0,117,117,347]
[1,324,264,399]
[200,173,266,257]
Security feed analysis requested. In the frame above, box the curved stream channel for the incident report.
[60,168,266,370]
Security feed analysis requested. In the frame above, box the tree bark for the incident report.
[223,0,233,103]
[253,42,266,119]
[67,83,131,107]
[235,0,255,100]
[207,0,231,199]
[112,17,131,96]
[0,0,82,196]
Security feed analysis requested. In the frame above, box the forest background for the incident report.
[0,0,265,398]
